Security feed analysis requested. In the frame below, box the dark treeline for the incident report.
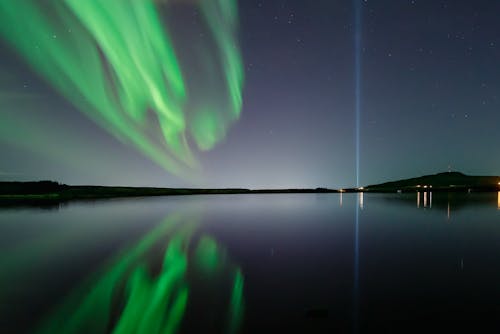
[0,181,338,201]
[0,181,63,195]
[0,171,498,203]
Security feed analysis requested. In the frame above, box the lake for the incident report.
[1,192,499,333]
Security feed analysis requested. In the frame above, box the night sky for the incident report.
[0,0,499,188]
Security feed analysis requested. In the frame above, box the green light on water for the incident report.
[36,215,186,334]
[194,235,221,273]
[34,214,245,334]
[228,269,245,333]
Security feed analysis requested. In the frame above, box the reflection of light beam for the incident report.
[353,194,360,333]
[497,191,500,210]
[340,192,343,207]
[417,192,420,208]
[359,192,364,210]
[423,192,427,207]
[430,192,433,208]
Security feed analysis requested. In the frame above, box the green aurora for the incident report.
[0,0,244,180]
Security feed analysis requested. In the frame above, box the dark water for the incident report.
[0,192,499,333]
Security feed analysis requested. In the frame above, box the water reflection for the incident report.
[353,194,360,333]
[36,213,244,334]
[416,191,433,209]
[356,191,499,220]
[2,193,500,333]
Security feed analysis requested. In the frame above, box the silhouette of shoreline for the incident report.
[0,181,337,204]
[0,172,498,204]
[362,171,500,193]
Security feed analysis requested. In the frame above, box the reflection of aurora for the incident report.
[0,0,244,179]
[36,214,244,334]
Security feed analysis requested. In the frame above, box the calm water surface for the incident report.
[0,193,499,333]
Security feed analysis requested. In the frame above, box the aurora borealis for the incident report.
[0,0,243,180]
[1,1,500,188]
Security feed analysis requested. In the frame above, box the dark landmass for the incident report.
[362,172,500,193]
[0,172,498,205]
[0,181,337,204]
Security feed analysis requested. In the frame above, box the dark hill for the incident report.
[365,172,500,192]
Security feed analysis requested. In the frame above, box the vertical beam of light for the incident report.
[354,0,363,188]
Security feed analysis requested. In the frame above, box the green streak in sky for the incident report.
[0,0,244,180]
[201,0,244,117]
